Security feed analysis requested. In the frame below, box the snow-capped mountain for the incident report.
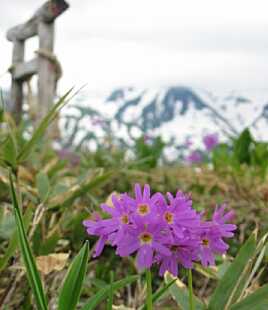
[103,86,268,140]
[61,86,268,152]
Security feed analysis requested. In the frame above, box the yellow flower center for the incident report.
[164,211,174,224]
[171,245,179,252]
[137,203,150,216]
[139,232,153,244]
[120,214,129,224]
[202,239,209,247]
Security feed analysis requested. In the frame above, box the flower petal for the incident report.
[136,245,153,269]
[134,183,143,201]
[153,241,171,256]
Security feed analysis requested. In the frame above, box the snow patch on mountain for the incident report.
[61,86,268,152]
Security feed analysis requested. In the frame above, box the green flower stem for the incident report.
[188,269,194,310]
[107,271,114,310]
[146,269,153,310]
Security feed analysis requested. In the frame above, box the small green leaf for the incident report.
[81,275,139,310]
[212,144,232,170]
[58,241,89,310]
[0,212,16,240]
[3,134,17,168]
[0,206,33,272]
[164,272,205,310]
[36,172,50,202]
[230,284,268,310]
[233,128,253,165]
[9,171,48,310]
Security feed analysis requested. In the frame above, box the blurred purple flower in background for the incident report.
[143,134,153,144]
[186,150,203,164]
[57,149,80,167]
[185,137,193,147]
[203,133,219,151]
[91,116,107,127]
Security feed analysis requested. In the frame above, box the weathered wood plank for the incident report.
[10,40,25,123]
[13,58,38,80]
[37,21,56,119]
[37,21,60,138]
[6,0,69,41]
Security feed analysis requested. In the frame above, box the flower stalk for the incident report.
[188,269,194,310]
[146,269,153,310]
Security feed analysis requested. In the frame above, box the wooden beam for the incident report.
[37,21,60,138]
[13,58,38,80]
[6,0,69,41]
[38,21,56,119]
[10,40,25,123]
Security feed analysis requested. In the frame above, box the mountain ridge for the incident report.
[62,85,268,151]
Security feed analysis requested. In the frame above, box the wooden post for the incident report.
[10,40,25,123]
[6,0,69,124]
[38,21,55,119]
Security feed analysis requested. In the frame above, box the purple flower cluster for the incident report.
[186,150,203,164]
[83,184,236,276]
[203,133,219,151]
[185,133,219,164]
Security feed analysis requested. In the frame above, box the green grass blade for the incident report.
[230,284,268,310]
[8,171,48,310]
[17,88,73,163]
[208,233,256,310]
[3,134,17,169]
[0,206,33,272]
[81,275,139,310]
[140,278,176,310]
[230,232,268,304]
[107,271,114,310]
[152,278,177,304]
[58,241,89,310]
[164,272,205,310]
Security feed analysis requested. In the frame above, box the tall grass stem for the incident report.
[146,269,153,310]
[188,269,194,310]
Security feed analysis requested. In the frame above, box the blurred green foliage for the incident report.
[212,128,268,178]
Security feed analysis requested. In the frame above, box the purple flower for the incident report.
[198,228,225,266]
[155,237,199,276]
[186,150,203,164]
[125,184,160,224]
[117,220,172,269]
[83,212,109,257]
[83,184,236,275]
[212,204,236,238]
[198,205,236,266]
[157,191,200,239]
[203,133,219,151]
[83,194,134,256]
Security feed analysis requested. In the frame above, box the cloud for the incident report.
[1,0,268,93]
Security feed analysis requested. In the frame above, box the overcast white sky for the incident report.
[1,0,268,95]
